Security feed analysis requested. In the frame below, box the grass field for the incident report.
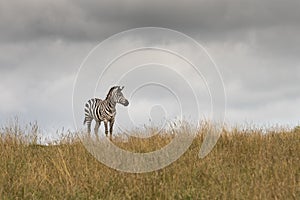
[0,122,299,199]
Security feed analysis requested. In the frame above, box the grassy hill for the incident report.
[0,122,299,199]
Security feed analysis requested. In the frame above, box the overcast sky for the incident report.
[0,0,299,137]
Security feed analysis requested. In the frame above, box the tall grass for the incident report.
[0,121,299,199]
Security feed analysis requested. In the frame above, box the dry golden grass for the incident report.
[0,122,299,199]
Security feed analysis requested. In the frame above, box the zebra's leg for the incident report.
[109,119,115,136]
[86,118,92,135]
[104,120,108,136]
[94,121,100,138]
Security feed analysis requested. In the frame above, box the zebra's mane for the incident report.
[105,86,118,100]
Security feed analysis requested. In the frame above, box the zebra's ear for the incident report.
[120,86,124,90]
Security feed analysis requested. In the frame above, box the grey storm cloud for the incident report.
[0,0,299,136]
[1,0,300,42]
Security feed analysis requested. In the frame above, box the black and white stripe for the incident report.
[83,86,129,137]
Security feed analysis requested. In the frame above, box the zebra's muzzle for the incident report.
[122,99,129,106]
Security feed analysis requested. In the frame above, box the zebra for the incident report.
[83,86,129,137]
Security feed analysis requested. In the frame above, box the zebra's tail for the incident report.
[83,102,90,125]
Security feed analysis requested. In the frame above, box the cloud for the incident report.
[0,39,92,129]
[0,0,299,132]
[1,0,300,43]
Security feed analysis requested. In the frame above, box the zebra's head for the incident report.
[107,86,129,106]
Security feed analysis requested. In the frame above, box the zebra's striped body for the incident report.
[83,86,129,137]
